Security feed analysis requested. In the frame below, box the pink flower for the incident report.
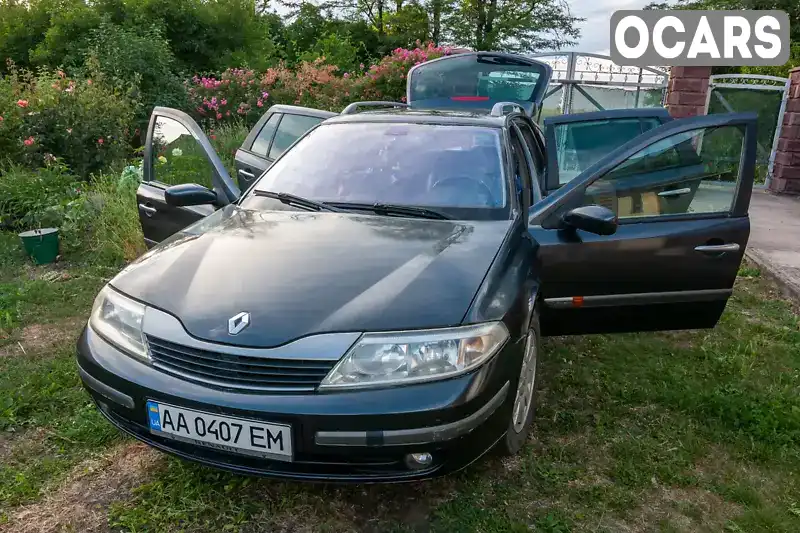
[226,111,230,116]
[23,136,34,146]
[210,134,217,140]
[16,99,28,108]
[87,79,92,85]
[216,113,222,119]
[220,98,227,106]
[0,116,3,122]
[97,138,104,145]
[262,91,269,98]
[360,63,365,69]
[257,99,263,107]
[241,82,247,87]
[343,72,349,79]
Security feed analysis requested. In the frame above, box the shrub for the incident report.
[82,22,187,129]
[0,63,135,178]
[186,42,453,128]
[0,162,80,231]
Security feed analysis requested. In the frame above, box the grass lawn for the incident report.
[0,231,798,532]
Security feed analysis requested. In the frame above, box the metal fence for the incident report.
[528,52,669,122]
[704,74,791,186]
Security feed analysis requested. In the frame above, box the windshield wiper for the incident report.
[326,202,451,220]
[253,190,343,213]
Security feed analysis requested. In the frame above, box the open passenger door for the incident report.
[529,112,757,336]
[137,107,240,246]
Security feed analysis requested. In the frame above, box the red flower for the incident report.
[23,136,34,146]
[16,99,28,108]
[97,138,104,145]
[210,134,217,140]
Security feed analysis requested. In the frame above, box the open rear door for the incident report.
[543,108,673,193]
[530,112,757,336]
[407,52,552,116]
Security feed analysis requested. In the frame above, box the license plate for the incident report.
[146,401,293,461]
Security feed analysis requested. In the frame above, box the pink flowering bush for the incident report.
[0,62,135,177]
[350,42,451,102]
[187,42,454,126]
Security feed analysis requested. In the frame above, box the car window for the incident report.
[268,114,324,160]
[250,113,281,157]
[149,115,215,189]
[553,118,661,185]
[249,122,507,210]
[581,124,745,220]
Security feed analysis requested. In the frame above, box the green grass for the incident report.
[0,254,798,531]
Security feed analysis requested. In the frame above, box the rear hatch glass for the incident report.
[407,53,552,116]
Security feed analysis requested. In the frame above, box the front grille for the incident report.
[146,335,337,392]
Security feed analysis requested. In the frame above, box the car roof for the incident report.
[324,108,508,128]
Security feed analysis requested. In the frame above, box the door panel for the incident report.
[531,112,757,336]
[543,108,672,192]
[136,183,214,247]
[139,107,238,245]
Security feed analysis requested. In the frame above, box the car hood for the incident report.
[112,206,511,348]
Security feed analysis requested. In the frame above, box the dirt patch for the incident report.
[606,486,741,533]
[0,317,86,358]
[3,442,160,533]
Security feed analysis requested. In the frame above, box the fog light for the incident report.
[405,452,433,470]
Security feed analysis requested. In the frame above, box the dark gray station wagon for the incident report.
[77,52,757,482]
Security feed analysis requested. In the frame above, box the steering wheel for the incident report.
[430,176,496,207]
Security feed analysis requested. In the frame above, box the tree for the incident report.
[444,0,580,53]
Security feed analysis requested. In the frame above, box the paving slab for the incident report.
[746,189,800,302]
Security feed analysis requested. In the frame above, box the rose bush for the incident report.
[187,42,454,126]
[0,62,135,178]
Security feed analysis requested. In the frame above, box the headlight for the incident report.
[89,286,148,361]
[319,322,509,390]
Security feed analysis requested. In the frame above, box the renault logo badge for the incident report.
[228,312,250,335]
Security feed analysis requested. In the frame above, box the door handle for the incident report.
[694,243,740,254]
[138,203,157,217]
[238,169,255,180]
[658,187,692,197]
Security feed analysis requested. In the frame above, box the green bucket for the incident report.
[19,228,60,265]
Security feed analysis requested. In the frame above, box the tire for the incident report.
[496,306,540,456]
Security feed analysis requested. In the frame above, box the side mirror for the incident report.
[165,183,218,207]
[562,205,618,236]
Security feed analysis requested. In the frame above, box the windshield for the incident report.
[247,122,507,210]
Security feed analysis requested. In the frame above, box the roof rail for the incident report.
[341,101,409,115]
[490,102,525,117]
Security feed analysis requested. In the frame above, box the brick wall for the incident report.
[769,67,800,195]
[666,66,711,118]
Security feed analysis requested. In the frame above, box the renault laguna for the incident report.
[76,52,757,482]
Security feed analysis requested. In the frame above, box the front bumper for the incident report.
[76,325,523,482]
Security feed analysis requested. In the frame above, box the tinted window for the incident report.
[553,118,661,185]
[409,54,544,109]
[268,114,324,160]
[251,123,506,209]
[149,116,214,189]
[251,113,281,157]
[583,125,744,219]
